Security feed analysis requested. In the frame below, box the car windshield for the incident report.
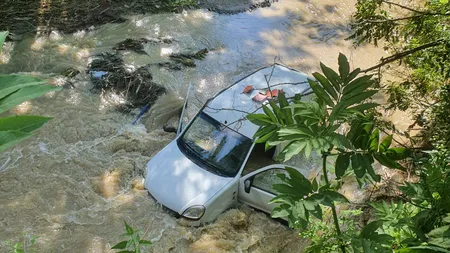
[178,112,253,177]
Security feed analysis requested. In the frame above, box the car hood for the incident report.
[144,140,232,214]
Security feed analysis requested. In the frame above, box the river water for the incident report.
[0,1,386,252]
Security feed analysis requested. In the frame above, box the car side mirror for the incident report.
[244,179,252,193]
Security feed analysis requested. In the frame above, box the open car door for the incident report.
[238,164,309,215]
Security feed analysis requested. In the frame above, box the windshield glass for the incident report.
[178,112,253,177]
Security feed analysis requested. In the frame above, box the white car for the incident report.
[144,64,313,225]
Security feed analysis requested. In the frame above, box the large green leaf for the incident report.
[281,141,307,161]
[379,135,393,152]
[363,154,380,182]
[247,113,274,126]
[360,221,382,239]
[385,147,410,160]
[0,84,61,114]
[271,204,291,218]
[308,79,334,107]
[0,130,32,152]
[319,190,349,205]
[111,241,128,249]
[268,99,285,125]
[335,154,350,178]
[342,75,373,96]
[373,153,401,169]
[0,75,47,100]
[428,225,450,249]
[0,115,51,132]
[338,53,350,81]
[312,72,338,100]
[278,92,294,125]
[0,31,7,53]
[320,62,341,91]
[368,128,380,152]
[262,104,277,123]
[344,68,361,84]
[352,154,366,178]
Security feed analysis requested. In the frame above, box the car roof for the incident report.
[203,64,311,139]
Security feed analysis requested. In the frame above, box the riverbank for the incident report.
[0,0,277,40]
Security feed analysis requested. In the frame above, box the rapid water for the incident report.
[0,1,386,252]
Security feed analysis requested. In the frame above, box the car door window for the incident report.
[252,168,287,195]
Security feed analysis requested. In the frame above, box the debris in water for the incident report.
[87,52,166,108]
[61,67,81,78]
[113,37,174,54]
[156,48,209,70]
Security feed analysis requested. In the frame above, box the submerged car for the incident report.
[144,64,314,224]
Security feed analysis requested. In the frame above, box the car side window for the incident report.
[252,168,287,195]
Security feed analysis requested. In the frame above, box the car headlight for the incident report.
[182,205,205,220]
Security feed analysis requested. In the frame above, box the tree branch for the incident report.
[362,39,444,73]
[381,0,426,14]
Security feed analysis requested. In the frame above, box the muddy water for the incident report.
[0,1,386,252]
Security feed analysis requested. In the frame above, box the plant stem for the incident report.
[322,154,347,253]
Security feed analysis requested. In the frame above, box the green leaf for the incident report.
[320,62,341,91]
[0,84,61,114]
[373,153,401,169]
[335,154,350,178]
[0,75,47,100]
[348,103,379,112]
[285,166,312,191]
[255,131,276,144]
[368,128,380,152]
[278,92,294,125]
[304,141,312,158]
[269,195,294,205]
[0,116,51,132]
[379,135,392,152]
[363,154,380,182]
[338,53,350,80]
[124,221,133,235]
[342,75,373,97]
[111,241,128,249]
[428,225,450,249]
[247,113,274,126]
[0,31,8,53]
[139,240,153,245]
[385,147,410,160]
[308,79,334,107]
[272,204,291,218]
[312,72,338,100]
[360,221,382,239]
[320,190,349,205]
[344,68,361,84]
[352,154,366,178]
[0,130,32,152]
[281,141,307,161]
[262,104,277,123]
[399,246,450,253]
[269,99,285,125]
[254,124,277,138]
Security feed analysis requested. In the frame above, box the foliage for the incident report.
[247,54,413,252]
[4,234,39,253]
[0,31,61,152]
[349,0,450,147]
[366,150,450,252]
[111,221,152,253]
